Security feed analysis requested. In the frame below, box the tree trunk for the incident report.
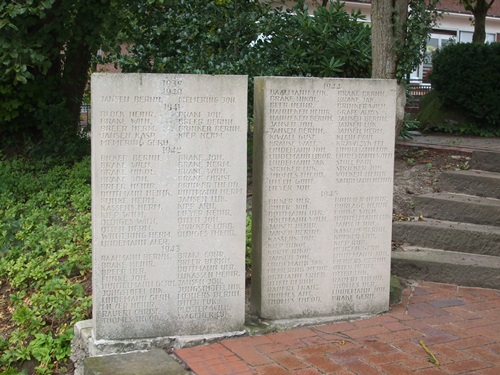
[62,43,93,134]
[472,7,488,43]
[371,0,409,139]
[371,0,409,79]
[461,0,495,44]
[61,3,110,135]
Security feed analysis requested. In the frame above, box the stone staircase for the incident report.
[391,150,500,289]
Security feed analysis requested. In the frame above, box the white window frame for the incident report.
[459,31,496,43]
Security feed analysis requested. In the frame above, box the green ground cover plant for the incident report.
[0,156,92,375]
[0,155,254,374]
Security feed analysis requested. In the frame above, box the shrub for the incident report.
[429,42,500,134]
[0,156,92,374]
[259,1,371,78]
[116,0,371,78]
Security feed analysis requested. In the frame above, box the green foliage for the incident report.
[0,0,127,158]
[0,156,92,374]
[115,0,371,79]
[0,0,55,136]
[261,1,372,78]
[399,113,420,140]
[418,91,447,128]
[246,212,252,273]
[396,0,440,81]
[429,42,500,135]
[431,122,500,137]
[114,0,270,76]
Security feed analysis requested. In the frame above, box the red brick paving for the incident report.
[174,282,500,374]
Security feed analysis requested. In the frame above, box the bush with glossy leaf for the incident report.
[115,0,372,79]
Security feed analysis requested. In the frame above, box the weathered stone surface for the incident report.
[91,73,247,340]
[471,150,500,173]
[251,77,397,320]
[393,219,500,256]
[392,246,500,289]
[84,348,187,375]
[414,192,500,227]
[440,169,500,199]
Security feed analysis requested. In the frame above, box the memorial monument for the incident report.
[251,77,397,320]
[91,73,248,340]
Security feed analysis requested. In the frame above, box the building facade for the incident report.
[339,0,500,82]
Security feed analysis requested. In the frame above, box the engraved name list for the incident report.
[92,74,247,340]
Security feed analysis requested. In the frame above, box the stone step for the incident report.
[471,150,500,173]
[84,348,188,375]
[392,219,500,257]
[414,193,500,227]
[391,246,500,289]
[440,169,500,199]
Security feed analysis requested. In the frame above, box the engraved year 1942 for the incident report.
[323,82,341,90]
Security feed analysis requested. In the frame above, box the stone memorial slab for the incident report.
[252,77,397,320]
[91,73,247,340]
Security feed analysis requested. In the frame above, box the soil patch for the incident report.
[392,144,471,220]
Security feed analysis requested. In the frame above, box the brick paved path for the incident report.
[174,282,500,375]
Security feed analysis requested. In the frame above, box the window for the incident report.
[411,33,456,83]
[459,31,496,43]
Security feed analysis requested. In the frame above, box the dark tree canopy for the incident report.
[0,0,438,156]
[0,0,127,158]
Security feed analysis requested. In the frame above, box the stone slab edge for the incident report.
[392,247,500,289]
[413,193,500,226]
[392,219,500,256]
[471,150,500,173]
[254,312,380,332]
[440,169,500,199]
[397,140,474,154]
[73,320,246,356]
[84,348,187,375]
[73,310,383,371]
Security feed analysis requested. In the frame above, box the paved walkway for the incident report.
[174,282,499,375]
[398,133,500,153]
[173,135,500,374]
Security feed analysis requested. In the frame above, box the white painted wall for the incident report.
[341,1,500,42]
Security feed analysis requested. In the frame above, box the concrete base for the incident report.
[71,320,245,375]
[83,348,187,375]
[72,310,385,374]
[249,312,380,333]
